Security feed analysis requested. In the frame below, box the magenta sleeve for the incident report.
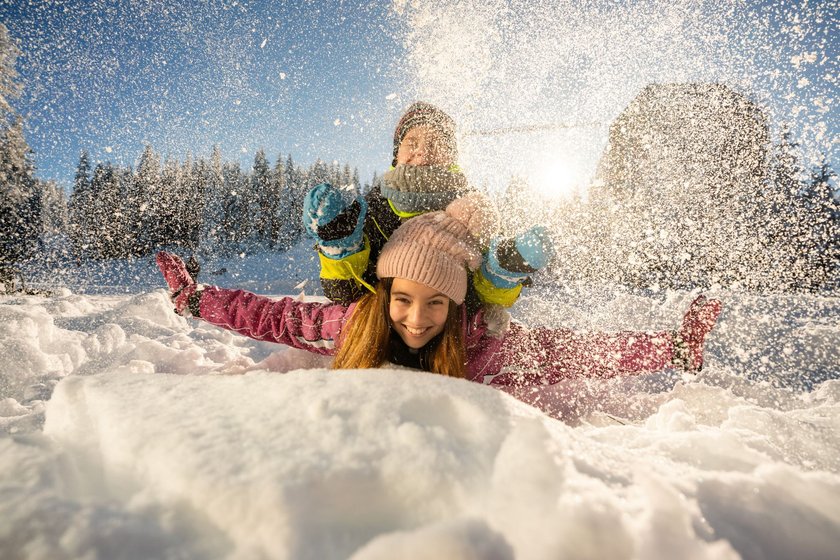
[198,286,353,356]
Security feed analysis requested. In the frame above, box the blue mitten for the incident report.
[513,225,553,270]
[302,183,368,259]
[482,226,555,289]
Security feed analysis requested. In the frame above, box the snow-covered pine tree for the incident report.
[269,153,286,249]
[221,161,248,249]
[199,145,225,253]
[0,117,41,281]
[310,158,328,186]
[364,170,379,195]
[341,163,352,191]
[0,23,21,116]
[135,145,162,254]
[180,154,204,252]
[89,162,121,258]
[38,179,68,238]
[281,153,304,248]
[327,160,337,188]
[115,166,137,257]
[159,155,180,247]
[801,156,840,291]
[252,148,273,247]
[68,151,92,260]
[760,127,840,292]
[0,24,41,291]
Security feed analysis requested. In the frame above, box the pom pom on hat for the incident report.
[445,192,500,247]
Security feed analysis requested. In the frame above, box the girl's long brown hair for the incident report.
[331,278,467,378]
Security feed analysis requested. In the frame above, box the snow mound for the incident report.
[28,369,838,560]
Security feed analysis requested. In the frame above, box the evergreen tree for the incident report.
[200,146,225,252]
[134,145,162,252]
[282,154,304,247]
[330,160,341,187]
[0,117,40,276]
[181,154,203,251]
[87,162,122,258]
[765,128,819,291]
[221,162,248,248]
[0,25,40,290]
[269,153,286,249]
[115,166,137,257]
[341,163,352,190]
[68,151,92,259]
[364,170,379,194]
[252,148,273,245]
[310,158,329,186]
[38,179,68,237]
[159,155,180,246]
[0,23,21,117]
[802,157,840,290]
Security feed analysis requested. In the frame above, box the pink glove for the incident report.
[156,251,200,316]
[674,295,722,371]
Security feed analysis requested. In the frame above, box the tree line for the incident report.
[0,20,364,291]
[67,146,362,260]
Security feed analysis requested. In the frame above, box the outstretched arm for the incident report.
[156,251,349,355]
[197,287,349,355]
[468,295,722,386]
[492,324,678,385]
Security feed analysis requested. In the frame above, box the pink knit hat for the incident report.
[376,204,484,305]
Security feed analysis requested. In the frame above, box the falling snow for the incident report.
[0,0,838,558]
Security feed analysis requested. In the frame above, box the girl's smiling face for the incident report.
[388,278,451,349]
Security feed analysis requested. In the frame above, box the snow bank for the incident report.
[42,370,527,559]
[2,280,840,559]
[9,368,832,559]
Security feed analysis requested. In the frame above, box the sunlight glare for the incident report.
[527,156,583,201]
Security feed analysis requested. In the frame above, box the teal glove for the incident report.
[481,226,554,289]
[302,183,368,259]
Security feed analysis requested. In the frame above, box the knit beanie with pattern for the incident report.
[392,101,457,167]
[376,204,484,305]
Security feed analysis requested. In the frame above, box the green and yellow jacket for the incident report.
[317,183,522,313]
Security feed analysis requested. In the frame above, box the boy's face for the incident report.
[396,126,455,167]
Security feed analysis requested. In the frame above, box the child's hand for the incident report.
[481,226,555,289]
[673,295,723,371]
[302,183,367,259]
[156,251,200,316]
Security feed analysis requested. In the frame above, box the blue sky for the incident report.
[2,0,412,189]
[1,0,836,197]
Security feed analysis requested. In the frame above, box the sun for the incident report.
[528,157,583,200]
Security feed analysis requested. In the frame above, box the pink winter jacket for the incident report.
[198,286,677,387]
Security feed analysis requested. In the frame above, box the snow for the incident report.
[4,0,837,555]
[2,251,840,558]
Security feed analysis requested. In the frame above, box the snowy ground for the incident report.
[2,247,839,560]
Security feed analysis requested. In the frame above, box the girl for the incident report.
[156,202,722,385]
